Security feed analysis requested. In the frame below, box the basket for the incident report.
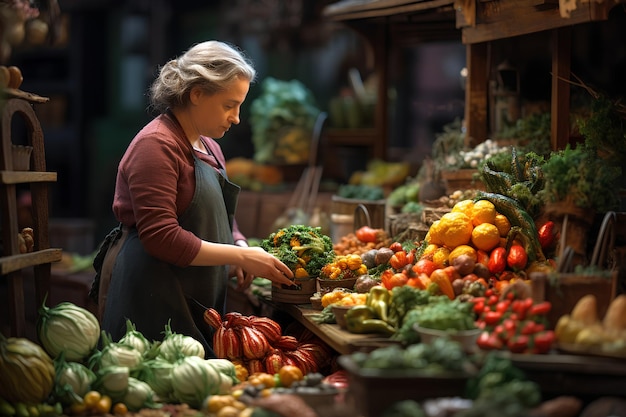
[316,276,358,293]
[271,277,317,304]
[440,169,485,194]
[530,271,617,329]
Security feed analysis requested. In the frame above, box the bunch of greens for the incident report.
[260,225,335,278]
[250,77,320,164]
[538,143,621,212]
[478,147,545,218]
[349,337,468,373]
[392,295,475,345]
[497,112,552,158]
[336,184,385,200]
[461,353,541,417]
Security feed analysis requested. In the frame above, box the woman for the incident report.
[93,40,295,356]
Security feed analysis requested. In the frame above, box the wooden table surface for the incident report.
[275,302,399,355]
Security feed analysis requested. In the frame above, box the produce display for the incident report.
[555,294,626,356]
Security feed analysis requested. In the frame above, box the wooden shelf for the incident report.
[278,303,399,355]
[0,171,57,184]
[327,129,380,147]
[0,249,63,275]
[1,97,58,338]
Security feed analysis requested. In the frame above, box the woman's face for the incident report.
[189,77,250,139]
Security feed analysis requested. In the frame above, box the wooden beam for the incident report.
[458,0,624,44]
[464,42,489,147]
[551,26,571,151]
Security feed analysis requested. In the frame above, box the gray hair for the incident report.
[149,40,256,113]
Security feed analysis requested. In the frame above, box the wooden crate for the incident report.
[530,271,618,329]
[440,169,485,194]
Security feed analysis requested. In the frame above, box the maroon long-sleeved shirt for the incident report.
[112,113,246,267]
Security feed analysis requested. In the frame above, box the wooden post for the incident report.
[551,26,571,151]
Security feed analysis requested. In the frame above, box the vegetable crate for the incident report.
[330,196,386,242]
[530,271,617,329]
[337,356,468,417]
[440,169,485,194]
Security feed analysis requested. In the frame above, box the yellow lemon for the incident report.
[494,213,511,237]
[422,243,439,259]
[432,246,451,269]
[448,244,477,264]
[451,199,475,217]
[426,220,443,246]
[471,222,501,251]
[438,211,473,248]
[471,199,497,226]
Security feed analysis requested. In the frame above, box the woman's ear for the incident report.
[189,86,204,105]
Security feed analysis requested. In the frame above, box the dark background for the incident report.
[7,0,626,246]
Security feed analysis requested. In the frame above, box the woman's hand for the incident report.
[229,264,255,291]
[193,241,295,287]
[239,246,295,287]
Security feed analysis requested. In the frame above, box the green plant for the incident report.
[249,77,320,164]
[537,144,621,212]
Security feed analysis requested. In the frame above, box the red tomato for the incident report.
[529,301,551,316]
[407,273,431,290]
[477,331,503,350]
[389,242,403,252]
[488,247,507,275]
[389,251,409,270]
[538,221,557,250]
[507,245,528,270]
[355,226,378,243]
[442,266,461,283]
[520,320,545,335]
[413,259,437,277]
[476,250,490,266]
[507,334,529,353]
[381,270,408,289]
[483,310,502,326]
[532,330,555,354]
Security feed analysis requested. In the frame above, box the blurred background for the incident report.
[3,0,625,249]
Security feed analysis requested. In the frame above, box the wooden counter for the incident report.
[273,302,399,355]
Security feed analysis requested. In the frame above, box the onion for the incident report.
[354,274,379,293]
[452,254,475,276]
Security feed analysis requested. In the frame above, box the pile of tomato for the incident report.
[473,288,555,354]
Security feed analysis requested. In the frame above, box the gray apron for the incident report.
[99,151,240,357]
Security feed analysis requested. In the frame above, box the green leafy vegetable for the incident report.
[260,224,335,278]
[250,77,320,164]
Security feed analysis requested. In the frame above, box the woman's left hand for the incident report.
[230,265,255,291]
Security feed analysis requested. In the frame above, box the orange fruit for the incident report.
[432,247,451,269]
[451,199,475,217]
[422,244,439,259]
[279,365,304,388]
[471,200,497,226]
[471,223,501,251]
[438,212,473,248]
[494,213,511,237]
[426,220,443,246]
[448,244,477,264]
